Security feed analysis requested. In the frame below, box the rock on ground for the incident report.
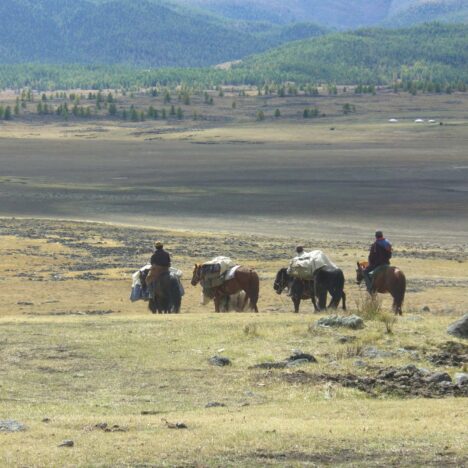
[209,355,231,367]
[454,373,468,385]
[0,420,26,432]
[447,314,468,339]
[316,315,364,330]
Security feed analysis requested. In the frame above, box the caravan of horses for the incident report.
[134,249,406,315]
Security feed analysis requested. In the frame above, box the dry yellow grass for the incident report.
[0,220,466,466]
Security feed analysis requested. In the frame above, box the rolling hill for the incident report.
[386,0,468,25]
[232,23,468,84]
[0,0,326,67]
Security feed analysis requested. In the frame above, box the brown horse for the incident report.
[191,264,259,312]
[356,261,406,315]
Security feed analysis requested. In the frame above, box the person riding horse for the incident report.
[363,230,392,292]
[295,245,305,257]
[146,241,171,293]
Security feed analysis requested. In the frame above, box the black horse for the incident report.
[274,267,346,313]
[274,268,317,313]
[148,272,182,314]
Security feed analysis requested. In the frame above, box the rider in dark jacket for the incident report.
[151,242,171,268]
[146,241,171,291]
[363,231,392,291]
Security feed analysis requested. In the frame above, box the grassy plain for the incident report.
[0,219,467,466]
[0,88,467,465]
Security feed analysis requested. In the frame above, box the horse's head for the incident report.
[273,268,290,295]
[191,264,202,286]
[356,261,368,284]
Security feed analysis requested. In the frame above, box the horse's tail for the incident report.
[394,270,406,314]
[325,268,345,309]
[248,269,260,312]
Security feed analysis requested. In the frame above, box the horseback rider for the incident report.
[146,241,171,293]
[363,230,392,292]
[295,245,305,257]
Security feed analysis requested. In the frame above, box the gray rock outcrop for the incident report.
[447,314,468,339]
[316,314,364,330]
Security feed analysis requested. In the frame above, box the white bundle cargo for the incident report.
[132,264,182,288]
[202,256,236,275]
[130,264,183,302]
[200,256,237,295]
[287,250,337,279]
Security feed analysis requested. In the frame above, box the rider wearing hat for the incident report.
[146,241,171,288]
[295,245,305,257]
[363,230,392,292]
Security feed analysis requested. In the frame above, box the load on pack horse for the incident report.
[130,241,183,314]
[130,263,183,314]
[191,256,259,312]
[356,230,405,315]
[274,249,346,313]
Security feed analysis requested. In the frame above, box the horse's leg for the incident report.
[241,293,249,311]
[327,290,339,309]
[396,274,405,316]
[314,281,327,311]
[148,298,157,314]
[342,291,347,310]
[319,290,327,310]
[214,295,221,313]
[310,294,319,312]
[292,296,300,313]
[247,272,259,313]
[392,293,403,316]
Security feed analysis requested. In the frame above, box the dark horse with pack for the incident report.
[274,266,346,313]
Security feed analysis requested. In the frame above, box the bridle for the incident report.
[191,265,203,286]
[356,263,364,285]
[274,269,289,294]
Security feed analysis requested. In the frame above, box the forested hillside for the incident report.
[0,23,466,90]
[0,0,325,67]
[233,23,468,85]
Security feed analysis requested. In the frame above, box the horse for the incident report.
[200,291,249,312]
[356,261,406,315]
[191,264,259,312]
[148,272,182,314]
[274,267,346,313]
[314,265,347,310]
[273,268,317,313]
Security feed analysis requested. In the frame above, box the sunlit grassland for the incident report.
[0,225,467,466]
[1,312,467,466]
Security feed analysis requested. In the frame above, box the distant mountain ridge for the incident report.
[176,0,468,28]
[0,0,326,67]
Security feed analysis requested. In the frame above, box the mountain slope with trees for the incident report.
[232,23,468,85]
[0,0,326,67]
[0,23,466,90]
